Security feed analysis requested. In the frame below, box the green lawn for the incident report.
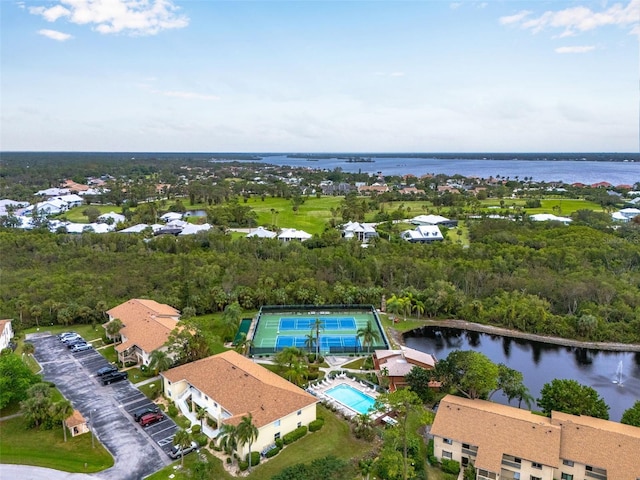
[146,405,372,480]
[56,205,124,223]
[23,324,104,342]
[247,196,343,234]
[97,345,118,364]
[0,416,114,473]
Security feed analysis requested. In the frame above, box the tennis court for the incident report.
[251,306,388,355]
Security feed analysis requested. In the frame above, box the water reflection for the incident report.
[404,327,640,421]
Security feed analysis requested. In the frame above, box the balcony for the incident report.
[585,470,607,480]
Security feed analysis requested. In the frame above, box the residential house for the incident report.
[529,214,572,225]
[410,214,458,228]
[98,212,126,225]
[65,410,90,437]
[0,319,14,351]
[401,225,444,243]
[0,199,30,215]
[357,183,390,195]
[373,347,437,391]
[398,186,424,195]
[179,223,212,235]
[278,228,312,242]
[160,212,184,222]
[161,350,318,457]
[246,226,277,239]
[341,221,378,243]
[35,187,70,197]
[56,194,84,208]
[62,180,91,192]
[591,182,612,189]
[430,395,640,480]
[104,299,180,366]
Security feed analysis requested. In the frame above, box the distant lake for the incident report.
[404,327,640,422]
[261,155,640,185]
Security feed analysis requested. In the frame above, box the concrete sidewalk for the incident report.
[0,464,97,480]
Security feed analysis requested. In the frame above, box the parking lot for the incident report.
[30,333,179,479]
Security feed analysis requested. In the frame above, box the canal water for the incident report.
[404,327,640,421]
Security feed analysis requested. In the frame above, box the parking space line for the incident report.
[150,424,177,437]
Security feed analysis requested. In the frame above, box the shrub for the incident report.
[283,425,308,445]
[275,438,284,448]
[238,460,249,471]
[443,474,457,480]
[307,372,319,381]
[441,459,461,475]
[226,457,232,464]
[191,424,201,434]
[245,451,260,466]
[157,403,166,412]
[206,417,218,428]
[265,446,281,458]
[167,404,179,418]
[194,433,208,447]
[309,418,324,432]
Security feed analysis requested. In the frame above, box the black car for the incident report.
[101,371,128,385]
[133,406,160,422]
[96,365,119,377]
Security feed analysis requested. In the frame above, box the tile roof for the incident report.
[551,411,640,480]
[65,410,86,428]
[162,351,317,429]
[106,299,180,354]
[0,319,11,331]
[431,395,561,472]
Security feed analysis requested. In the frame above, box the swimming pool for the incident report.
[325,383,376,415]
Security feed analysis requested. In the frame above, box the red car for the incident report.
[139,412,164,427]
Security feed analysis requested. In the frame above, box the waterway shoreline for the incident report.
[394,319,640,352]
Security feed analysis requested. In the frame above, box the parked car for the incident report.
[133,406,160,422]
[139,412,164,427]
[66,339,87,348]
[58,331,76,339]
[96,365,119,377]
[62,334,82,344]
[168,441,198,459]
[71,343,93,353]
[101,371,128,385]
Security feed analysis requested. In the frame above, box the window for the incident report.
[443,438,453,445]
[561,474,573,480]
[274,420,281,427]
[167,390,171,397]
[531,462,542,469]
[297,422,302,428]
[530,476,542,480]
[297,410,302,415]
[443,451,452,459]
[462,443,470,449]
[563,460,574,467]
[274,432,281,441]
[205,396,208,401]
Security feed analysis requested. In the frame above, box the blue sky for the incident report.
[1,0,638,152]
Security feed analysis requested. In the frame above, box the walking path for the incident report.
[0,465,97,480]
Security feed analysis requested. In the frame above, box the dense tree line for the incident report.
[1,218,639,343]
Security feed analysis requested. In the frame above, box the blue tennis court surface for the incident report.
[276,335,360,349]
[279,317,356,331]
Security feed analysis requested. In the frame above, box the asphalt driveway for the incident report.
[30,333,175,480]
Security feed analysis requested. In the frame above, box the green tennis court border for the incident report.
[250,304,389,356]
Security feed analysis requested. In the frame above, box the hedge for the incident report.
[238,460,249,471]
[245,451,260,466]
[266,446,281,458]
[442,459,461,475]
[309,418,324,432]
[191,424,201,434]
[283,425,308,445]
[194,433,209,447]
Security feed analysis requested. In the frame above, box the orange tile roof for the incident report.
[106,299,179,354]
[65,410,86,428]
[162,351,317,429]
[551,411,640,479]
[0,319,11,331]
[431,395,561,472]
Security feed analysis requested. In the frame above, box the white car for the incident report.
[168,441,198,459]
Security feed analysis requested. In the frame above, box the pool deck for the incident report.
[306,373,381,419]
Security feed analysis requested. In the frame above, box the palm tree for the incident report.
[195,406,208,431]
[284,360,308,386]
[312,317,323,361]
[357,320,381,354]
[216,423,238,464]
[105,318,124,342]
[30,305,42,328]
[222,302,242,342]
[234,332,253,356]
[50,400,74,442]
[148,349,172,374]
[236,414,259,471]
[304,329,316,354]
[173,428,193,468]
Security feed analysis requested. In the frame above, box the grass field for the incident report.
[58,205,124,223]
[244,196,343,234]
[0,416,114,473]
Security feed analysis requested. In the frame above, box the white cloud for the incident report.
[555,45,596,54]
[38,29,73,41]
[154,90,220,101]
[29,0,189,36]
[450,2,462,9]
[500,0,640,36]
[390,72,405,77]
